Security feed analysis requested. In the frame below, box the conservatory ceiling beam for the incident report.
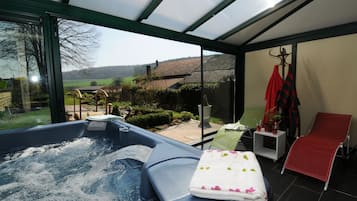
[216,0,296,41]
[0,11,40,24]
[0,0,239,54]
[183,0,235,33]
[137,0,162,22]
[241,0,313,46]
[243,21,357,52]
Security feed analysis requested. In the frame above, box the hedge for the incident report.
[126,111,172,128]
[131,106,165,115]
[119,79,235,122]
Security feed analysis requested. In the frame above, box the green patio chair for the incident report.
[210,107,265,150]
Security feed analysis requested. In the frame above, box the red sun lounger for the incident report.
[281,112,352,191]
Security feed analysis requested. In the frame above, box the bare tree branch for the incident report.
[58,19,100,70]
[0,19,100,89]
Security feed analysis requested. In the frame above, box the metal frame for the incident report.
[61,0,69,4]
[42,14,66,122]
[1,0,357,129]
[243,21,357,52]
[281,115,353,191]
[216,0,296,41]
[280,139,338,191]
[183,0,235,33]
[136,0,162,22]
[200,47,204,150]
[0,11,65,123]
[241,0,313,46]
[235,50,245,120]
[0,0,239,55]
[0,10,40,24]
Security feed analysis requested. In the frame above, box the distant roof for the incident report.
[182,54,235,84]
[152,57,201,78]
[141,78,183,90]
[199,54,235,72]
[140,54,235,88]
[183,69,234,84]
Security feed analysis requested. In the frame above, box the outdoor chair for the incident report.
[210,108,264,150]
[281,112,352,191]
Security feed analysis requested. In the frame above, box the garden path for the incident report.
[156,119,221,145]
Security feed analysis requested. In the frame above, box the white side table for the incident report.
[253,130,286,161]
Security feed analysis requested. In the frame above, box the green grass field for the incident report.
[63,77,136,105]
[63,77,136,89]
[63,78,114,88]
[121,76,136,86]
[0,108,51,130]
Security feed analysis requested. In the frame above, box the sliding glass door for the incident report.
[200,50,236,148]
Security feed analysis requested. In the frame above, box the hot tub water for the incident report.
[0,137,152,201]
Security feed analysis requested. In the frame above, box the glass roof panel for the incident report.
[143,0,222,32]
[188,0,285,40]
[222,0,305,45]
[69,0,151,20]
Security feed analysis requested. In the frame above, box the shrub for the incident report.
[111,105,120,116]
[81,93,95,104]
[132,106,164,115]
[180,111,193,121]
[90,81,97,86]
[0,80,8,90]
[0,111,6,119]
[126,111,172,128]
[112,78,122,87]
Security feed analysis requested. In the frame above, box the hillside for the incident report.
[62,65,148,80]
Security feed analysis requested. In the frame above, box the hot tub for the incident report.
[0,119,271,201]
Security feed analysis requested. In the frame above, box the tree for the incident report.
[112,77,122,87]
[58,19,100,70]
[90,80,97,86]
[0,19,100,111]
[0,19,100,82]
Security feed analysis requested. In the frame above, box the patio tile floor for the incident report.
[156,120,357,201]
[257,150,357,201]
[156,119,221,144]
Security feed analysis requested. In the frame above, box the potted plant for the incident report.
[198,95,212,128]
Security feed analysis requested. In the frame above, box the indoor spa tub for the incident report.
[0,118,271,201]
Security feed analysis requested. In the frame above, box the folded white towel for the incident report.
[223,122,248,131]
[189,150,267,201]
[86,114,123,121]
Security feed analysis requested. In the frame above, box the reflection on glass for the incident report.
[0,20,51,130]
[201,51,236,140]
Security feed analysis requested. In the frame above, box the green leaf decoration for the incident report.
[222,153,228,157]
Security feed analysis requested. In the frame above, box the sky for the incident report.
[93,26,202,67]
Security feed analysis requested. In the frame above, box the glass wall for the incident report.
[57,18,237,147]
[201,50,236,146]
[0,19,51,130]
